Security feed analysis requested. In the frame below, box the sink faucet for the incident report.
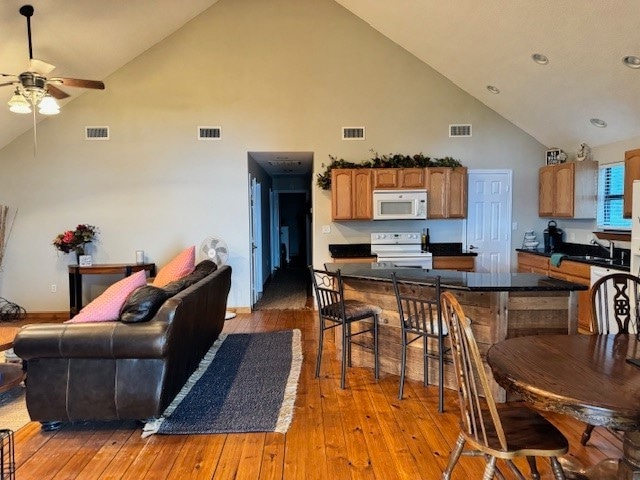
[591,238,615,259]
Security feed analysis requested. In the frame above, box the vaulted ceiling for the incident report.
[1,0,639,156]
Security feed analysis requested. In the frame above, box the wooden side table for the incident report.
[68,263,156,317]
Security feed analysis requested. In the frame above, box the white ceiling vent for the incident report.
[342,126,365,140]
[85,126,109,140]
[449,124,472,137]
[198,126,222,140]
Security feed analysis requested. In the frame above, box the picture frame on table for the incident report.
[79,255,93,267]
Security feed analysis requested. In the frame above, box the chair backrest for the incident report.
[309,267,346,321]
[591,273,640,334]
[440,291,507,451]
[392,273,445,335]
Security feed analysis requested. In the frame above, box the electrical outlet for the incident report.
[50,284,57,293]
[512,222,518,231]
[322,225,331,234]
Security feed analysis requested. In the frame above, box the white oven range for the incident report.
[370,232,433,269]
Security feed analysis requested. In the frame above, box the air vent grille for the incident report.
[198,126,222,140]
[449,124,472,137]
[85,126,109,140]
[342,127,365,140]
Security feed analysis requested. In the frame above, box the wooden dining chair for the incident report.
[391,273,449,411]
[440,291,568,480]
[309,267,380,389]
[580,272,640,446]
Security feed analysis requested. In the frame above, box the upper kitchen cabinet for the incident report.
[426,167,467,218]
[373,168,425,189]
[623,148,640,218]
[538,161,597,218]
[331,169,373,220]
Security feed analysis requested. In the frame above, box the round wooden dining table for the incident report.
[487,334,640,480]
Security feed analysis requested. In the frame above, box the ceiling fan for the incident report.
[0,5,105,116]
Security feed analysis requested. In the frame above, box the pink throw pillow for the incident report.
[152,246,196,288]
[66,270,147,323]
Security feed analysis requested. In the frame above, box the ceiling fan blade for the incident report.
[0,82,18,88]
[30,58,55,75]
[47,84,70,99]
[49,77,105,90]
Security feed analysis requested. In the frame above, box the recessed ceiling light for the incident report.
[531,53,549,65]
[486,85,500,94]
[590,118,607,128]
[623,55,640,69]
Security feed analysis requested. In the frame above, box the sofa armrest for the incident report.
[14,299,180,360]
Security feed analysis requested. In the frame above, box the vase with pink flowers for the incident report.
[53,224,98,264]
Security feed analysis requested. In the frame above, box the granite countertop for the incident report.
[517,243,630,271]
[325,262,587,293]
[329,242,477,258]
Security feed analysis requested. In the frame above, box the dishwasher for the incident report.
[590,265,637,333]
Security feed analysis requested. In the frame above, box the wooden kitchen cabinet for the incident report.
[331,169,373,220]
[372,168,425,189]
[548,259,592,332]
[538,161,597,218]
[623,148,640,218]
[432,256,475,271]
[426,167,467,218]
[517,252,592,332]
[517,252,549,275]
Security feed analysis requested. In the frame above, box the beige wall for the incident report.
[0,0,549,311]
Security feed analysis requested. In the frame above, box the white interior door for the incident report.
[465,170,512,273]
[250,177,263,307]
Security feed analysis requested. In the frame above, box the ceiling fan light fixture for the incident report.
[8,90,31,114]
[38,94,60,115]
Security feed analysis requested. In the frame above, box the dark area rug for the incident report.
[143,330,302,437]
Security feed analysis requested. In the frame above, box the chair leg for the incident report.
[442,433,465,479]
[526,456,540,479]
[550,457,566,480]
[581,424,595,446]
[315,319,324,378]
[399,331,407,399]
[373,314,379,380]
[341,323,348,389]
[438,333,445,413]
[346,323,352,367]
[482,456,497,480]
[505,459,526,479]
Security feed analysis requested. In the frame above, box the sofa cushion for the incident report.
[162,260,218,296]
[66,270,147,323]
[152,246,195,288]
[120,285,170,323]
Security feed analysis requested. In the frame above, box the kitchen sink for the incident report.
[568,255,628,267]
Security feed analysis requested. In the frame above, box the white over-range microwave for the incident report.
[372,189,427,220]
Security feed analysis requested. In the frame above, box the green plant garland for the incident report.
[316,150,463,190]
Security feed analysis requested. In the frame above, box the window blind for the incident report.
[597,163,631,230]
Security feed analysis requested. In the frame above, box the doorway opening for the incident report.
[248,152,313,311]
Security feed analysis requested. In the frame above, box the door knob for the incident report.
[469,245,478,250]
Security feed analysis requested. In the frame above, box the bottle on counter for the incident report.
[421,228,430,252]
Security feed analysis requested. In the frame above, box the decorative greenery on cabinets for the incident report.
[316,150,462,190]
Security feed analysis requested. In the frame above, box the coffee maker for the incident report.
[543,220,564,253]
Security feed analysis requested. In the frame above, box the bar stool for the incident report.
[392,273,448,411]
[309,267,380,389]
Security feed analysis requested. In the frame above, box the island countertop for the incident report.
[324,262,588,292]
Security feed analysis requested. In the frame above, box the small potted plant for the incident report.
[53,224,98,265]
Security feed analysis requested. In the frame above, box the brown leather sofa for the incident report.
[14,264,232,430]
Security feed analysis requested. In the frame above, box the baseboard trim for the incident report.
[24,311,69,323]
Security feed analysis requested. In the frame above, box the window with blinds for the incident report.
[597,162,632,230]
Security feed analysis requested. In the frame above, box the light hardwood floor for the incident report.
[11,309,622,479]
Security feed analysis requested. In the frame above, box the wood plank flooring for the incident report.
[11,309,622,479]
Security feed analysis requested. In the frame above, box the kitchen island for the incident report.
[323,262,588,402]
